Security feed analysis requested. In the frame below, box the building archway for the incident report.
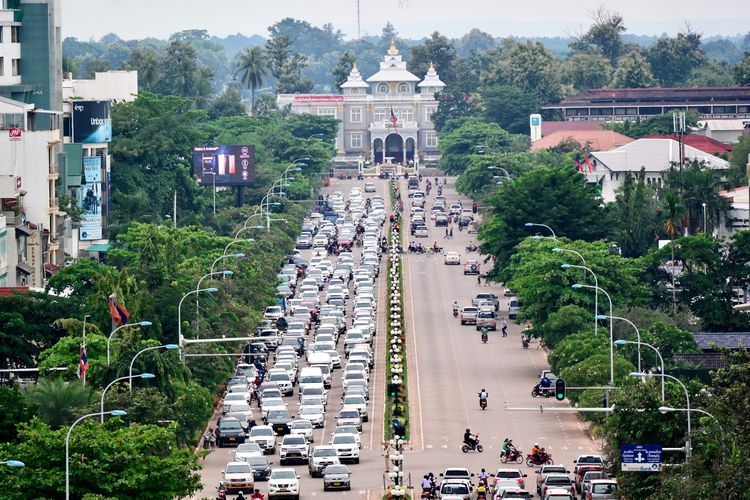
[385,133,404,164]
[405,137,416,163]
[373,138,384,164]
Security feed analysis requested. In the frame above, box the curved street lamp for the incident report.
[195,270,233,338]
[100,373,155,422]
[572,283,613,386]
[178,287,218,356]
[616,339,664,401]
[525,222,557,239]
[0,460,24,467]
[128,344,178,393]
[659,406,724,464]
[209,253,245,275]
[107,321,152,365]
[66,410,127,499]
[562,263,599,335]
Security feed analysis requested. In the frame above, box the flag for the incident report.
[78,345,89,379]
[574,153,584,173]
[585,153,595,173]
[108,295,130,326]
[389,107,399,134]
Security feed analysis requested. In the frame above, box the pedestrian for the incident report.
[501,319,508,337]
[444,228,449,238]
[449,227,453,239]
[208,428,216,449]
[477,275,482,286]
[485,276,490,286]
[202,430,211,453]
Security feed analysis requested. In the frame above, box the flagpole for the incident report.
[82,314,90,386]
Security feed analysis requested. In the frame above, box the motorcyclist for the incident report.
[421,474,432,493]
[250,489,265,500]
[236,492,247,500]
[539,376,553,393]
[452,301,459,315]
[531,443,541,460]
[478,389,488,402]
[463,428,478,448]
[478,467,490,483]
[480,326,488,342]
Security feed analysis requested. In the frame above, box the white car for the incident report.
[234,442,264,462]
[364,182,376,193]
[261,397,287,416]
[289,419,314,443]
[341,394,369,422]
[279,434,310,465]
[223,461,255,494]
[308,445,341,477]
[444,251,461,265]
[298,404,326,428]
[268,468,301,500]
[336,406,363,432]
[333,425,362,449]
[264,306,284,321]
[248,425,277,454]
[330,433,360,464]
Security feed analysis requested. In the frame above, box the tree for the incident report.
[479,166,612,272]
[331,50,357,90]
[408,31,458,85]
[733,52,750,86]
[0,418,202,499]
[455,151,545,196]
[456,28,496,58]
[268,18,343,57]
[206,87,246,119]
[563,52,614,91]
[606,110,700,139]
[0,386,32,443]
[539,306,596,350]
[611,168,661,257]
[438,118,527,174]
[612,50,657,88]
[158,39,213,100]
[559,354,635,404]
[647,29,706,87]
[661,162,730,236]
[570,7,627,64]
[235,46,267,106]
[548,330,607,374]
[479,85,539,134]
[483,41,561,104]
[123,47,162,92]
[25,378,95,429]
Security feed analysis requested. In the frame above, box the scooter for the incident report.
[522,337,530,349]
[479,398,487,410]
[216,482,227,500]
[461,436,484,453]
[453,308,459,318]
[531,384,555,398]
[481,332,488,343]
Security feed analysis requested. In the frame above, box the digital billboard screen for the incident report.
[72,101,112,143]
[192,145,256,186]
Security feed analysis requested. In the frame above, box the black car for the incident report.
[264,410,294,435]
[245,455,272,481]
[216,417,246,447]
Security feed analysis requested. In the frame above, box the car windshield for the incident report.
[251,428,273,437]
[263,398,284,406]
[236,443,260,453]
[300,406,322,415]
[247,457,269,467]
[315,447,337,457]
[592,483,618,493]
[291,420,311,429]
[335,426,358,435]
[284,436,306,445]
[441,484,469,494]
[267,411,290,419]
[496,471,520,478]
[225,463,251,474]
[340,411,359,418]
[445,470,469,477]
[333,435,356,444]
[325,465,348,474]
[578,456,602,464]
[344,397,365,405]
[547,476,572,485]
[220,420,242,430]
[272,470,297,480]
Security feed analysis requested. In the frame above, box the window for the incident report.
[0,113,23,130]
[317,107,336,117]
[377,83,388,94]
[0,26,3,43]
[350,132,362,149]
[399,108,413,122]
[0,57,3,77]
[349,88,360,95]
[425,132,438,148]
[11,26,19,43]
[424,106,437,122]
[350,107,362,123]
[11,58,19,77]
[374,108,387,123]
[398,82,409,93]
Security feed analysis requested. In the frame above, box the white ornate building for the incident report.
[277,41,445,169]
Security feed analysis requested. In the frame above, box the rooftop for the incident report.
[541,120,605,136]
[531,130,633,152]
[548,87,750,108]
[643,134,732,156]
[691,332,750,350]
[591,138,731,173]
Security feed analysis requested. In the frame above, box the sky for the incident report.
[62,0,750,41]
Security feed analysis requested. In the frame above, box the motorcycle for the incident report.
[522,337,530,349]
[479,397,487,410]
[421,480,437,499]
[453,308,459,318]
[461,436,484,453]
[216,481,227,500]
[500,448,524,464]
[526,450,554,467]
[475,484,489,499]
[437,186,443,196]
[466,244,479,253]
[531,384,555,398]
[481,332,488,343]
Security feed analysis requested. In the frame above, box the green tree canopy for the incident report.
[438,118,527,174]
[647,30,705,87]
[548,330,608,374]
[538,305,597,350]
[479,84,540,134]
[612,50,657,88]
[408,31,458,85]
[611,168,661,257]
[570,7,627,64]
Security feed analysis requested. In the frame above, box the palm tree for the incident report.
[26,378,94,429]
[235,46,268,112]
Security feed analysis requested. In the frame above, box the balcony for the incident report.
[48,162,59,180]
[48,197,59,209]
[369,120,419,133]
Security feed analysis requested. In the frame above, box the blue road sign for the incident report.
[621,444,662,472]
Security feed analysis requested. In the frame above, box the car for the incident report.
[464,259,480,275]
[587,479,618,499]
[573,455,604,474]
[248,425,277,454]
[536,464,569,494]
[494,479,525,497]
[508,298,521,319]
[264,306,284,321]
[267,371,294,396]
[313,234,329,248]
[364,182,376,193]
[289,419,314,442]
[341,394,369,421]
[332,425,362,448]
[337,406,363,431]
[330,434,361,463]
[473,293,500,311]
[476,310,497,331]
[435,213,449,226]
[279,434,310,465]
[268,468,301,500]
[308,445,341,477]
[295,234,312,249]
[413,224,429,238]
[234,442,264,462]
[298,404,326,428]
[580,470,607,498]
[460,306,479,325]
[543,488,575,500]
[261,397,288,416]
[492,468,528,491]
[574,465,603,493]
[499,488,534,498]
[216,417,246,447]
[323,464,352,491]
[245,455,273,482]
[438,479,472,499]
[440,468,474,482]
[264,410,294,436]
[223,461,255,493]
[444,252,461,265]
[541,474,575,498]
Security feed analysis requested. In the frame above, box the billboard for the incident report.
[193,145,256,186]
[78,156,103,241]
[72,101,112,143]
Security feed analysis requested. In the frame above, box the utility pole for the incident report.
[356,0,361,40]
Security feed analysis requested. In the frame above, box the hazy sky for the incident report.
[62,0,750,41]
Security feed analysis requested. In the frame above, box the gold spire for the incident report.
[388,39,399,55]
[428,61,435,71]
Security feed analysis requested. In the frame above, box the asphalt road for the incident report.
[190,176,599,500]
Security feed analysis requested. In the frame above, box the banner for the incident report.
[78,157,103,241]
[72,101,112,143]
[193,145,256,186]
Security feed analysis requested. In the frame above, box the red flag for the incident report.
[389,108,399,134]
[108,295,130,326]
[78,345,89,379]
[585,154,595,173]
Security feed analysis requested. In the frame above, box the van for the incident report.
[299,367,326,394]
[508,298,521,319]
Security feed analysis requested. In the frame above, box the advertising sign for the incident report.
[193,145,256,186]
[27,231,42,288]
[621,444,662,472]
[293,95,344,103]
[72,101,112,143]
[78,156,103,241]
[8,127,22,140]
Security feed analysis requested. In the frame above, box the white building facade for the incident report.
[277,41,444,168]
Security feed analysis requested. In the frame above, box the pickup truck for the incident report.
[475,311,497,331]
[472,293,500,311]
[460,306,479,325]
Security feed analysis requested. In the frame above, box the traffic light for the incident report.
[388,383,401,400]
[555,378,566,401]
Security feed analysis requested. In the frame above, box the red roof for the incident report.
[531,130,634,152]
[541,120,605,136]
[644,135,732,156]
[0,287,29,297]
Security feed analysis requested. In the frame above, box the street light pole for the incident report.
[702,202,707,234]
[178,287,218,359]
[525,222,557,239]
[107,321,152,365]
[66,410,127,500]
[81,314,90,386]
[195,270,233,338]
[100,373,155,422]
[209,252,245,276]
[573,284,613,386]
[632,372,692,458]
[659,406,724,464]
[128,345,178,393]
[562,263,598,336]
[616,339,665,401]
[604,318,642,374]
